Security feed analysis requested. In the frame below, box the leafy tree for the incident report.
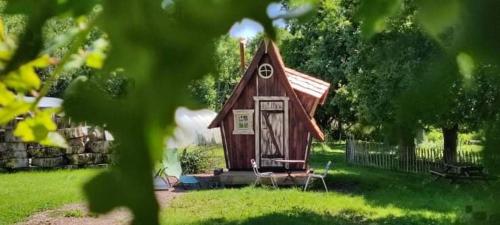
[355,0,500,219]
[283,0,493,164]
[189,35,246,110]
[351,26,437,154]
[281,0,361,139]
[354,0,500,164]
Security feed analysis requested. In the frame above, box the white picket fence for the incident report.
[346,139,482,173]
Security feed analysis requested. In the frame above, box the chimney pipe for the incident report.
[239,38,246,74]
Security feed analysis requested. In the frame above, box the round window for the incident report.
[258,63,274,79]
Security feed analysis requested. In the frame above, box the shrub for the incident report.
[179,147,210,174]
[425,129,443,143]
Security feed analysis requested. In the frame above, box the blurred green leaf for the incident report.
[2,55,51,92]
[3,0,308,224]
[4,65,41,91]
[0,96,31,125]
[2,0,97,74]
[85,38,108,69]
[457,0,500,65]
[28,54,52,67]
[85,52,104,69]
[83,171,125,214]
[417,0,460,39]
[41,132,69,148]
[357,0,402,38]
[61,1,279,224]
[3,0,56,73]
[456,52,475,80]
[0,17,5,42]
[0,82,15,105]
[56,0,101,17]
[13,108,67,148]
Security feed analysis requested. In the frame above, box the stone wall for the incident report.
[0,117,114,170]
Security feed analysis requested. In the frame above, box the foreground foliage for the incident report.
[1,0,282,224]
[2,0,500,224]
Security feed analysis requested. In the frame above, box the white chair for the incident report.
[251,159,277,187]
[303,161,332,192]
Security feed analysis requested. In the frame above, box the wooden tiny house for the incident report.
[208,40,330,171]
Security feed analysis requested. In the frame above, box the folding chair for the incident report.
[251,159,277,187]
[304,161,332,192]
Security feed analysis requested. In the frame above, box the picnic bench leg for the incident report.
[270,177,277,188]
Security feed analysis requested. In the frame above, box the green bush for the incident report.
[425,129,443,143]
[179,147,211,174]
[179,145,226,174]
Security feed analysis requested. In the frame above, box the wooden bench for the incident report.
[430,164,496,184]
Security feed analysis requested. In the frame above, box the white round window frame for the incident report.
[258,63,274,79]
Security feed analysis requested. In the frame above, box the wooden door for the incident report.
[256,99,289,168]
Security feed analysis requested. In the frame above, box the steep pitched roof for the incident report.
[285,68,330,105]
[208,40,328,141]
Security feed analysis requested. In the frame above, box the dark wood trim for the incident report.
[267,42,325,141]
[220,121,230,169]
[304,133,312,170]
[310,97,321,117]
[319,86,330,105]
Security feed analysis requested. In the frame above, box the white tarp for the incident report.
[166,107,221,148]
[155,107,221,190]
[23,96,63,108]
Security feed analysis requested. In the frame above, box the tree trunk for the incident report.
[442,124,459,164]
[398,134,416,161]
[397,126,416,166]
[337,120,343,142]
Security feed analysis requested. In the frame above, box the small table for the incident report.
[271,159,305,184]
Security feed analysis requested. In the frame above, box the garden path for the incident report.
[17,190,185,225]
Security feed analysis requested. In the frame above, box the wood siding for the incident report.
[220,54,311,170]
[295,91,320,116]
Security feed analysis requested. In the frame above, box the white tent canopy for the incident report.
[155,107,221,190]
[23,96,63,108]
[166,107,221,148]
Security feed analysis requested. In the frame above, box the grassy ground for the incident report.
[0,169,99,225]
[0,144,495,225]
[162,143,495,225]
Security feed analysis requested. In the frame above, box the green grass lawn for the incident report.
[0,169,99,225]
[0,144,495,225]
[162,143,496,225]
